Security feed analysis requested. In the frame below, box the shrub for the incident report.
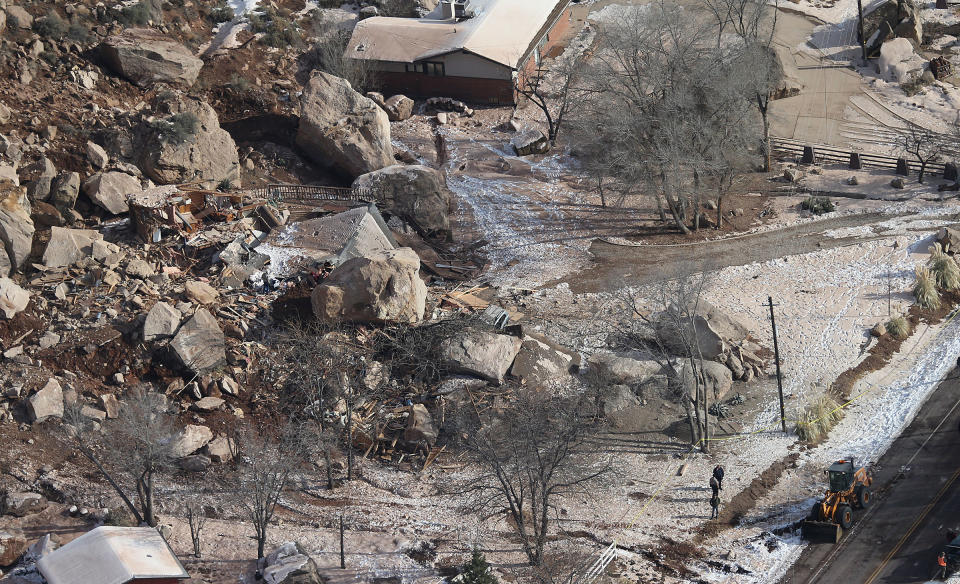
[118,1,151,25]
[217,178,233,192]
[67,23,91,43]
[913,265,941,309]
[104,507,138,526]
[227,74,251,93]
[249,7,302,48]
[886,315,910,339]
[33,11,68,39]
[928,243,960,290]
[795,395,844,442]
[208,3,235,23]
[152,112,200,146]
[800,195,835,215]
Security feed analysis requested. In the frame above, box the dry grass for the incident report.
[928,243,960,290]
[795,395,844,442]
[886,314,910,339]
[914,265,942,309]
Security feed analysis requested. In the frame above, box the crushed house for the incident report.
[345,0,574,104]
[37,526,190,584]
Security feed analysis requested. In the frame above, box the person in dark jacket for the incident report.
[710,475,720,498]
[713,465,725,490]
[710,493,720,519]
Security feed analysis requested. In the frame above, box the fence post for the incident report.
[896,158,910,176]
[801,146,815,164]
[849,152,861,170]
[945,162,958,181]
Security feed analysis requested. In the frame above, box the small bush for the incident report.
[928,243,960,290]
[795,395,844,442]
[914,265,941,310]
[460,548,499,584]
[217,178,233,192]
[152,112,200,146]
[227,74,251,93]
[208,3,235,23]
[886,315,910,339]
[33,11,68,39]
[800,195,835,215]
[67,23,91,43]
[249,7,302,48]
[118,1,151,25]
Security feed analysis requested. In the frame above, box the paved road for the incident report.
[779,369,960,584]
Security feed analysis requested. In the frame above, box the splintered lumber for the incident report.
[423,446,446,470]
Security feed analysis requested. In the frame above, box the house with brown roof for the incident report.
[345,0,574,104]
[37,526,189,584]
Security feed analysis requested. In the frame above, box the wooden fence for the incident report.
[770,137,950,176]
[251,184,378,203]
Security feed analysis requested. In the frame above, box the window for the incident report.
[405,62,445,76]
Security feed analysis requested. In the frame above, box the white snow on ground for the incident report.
[228,0,261,16]
[922,1,960,25]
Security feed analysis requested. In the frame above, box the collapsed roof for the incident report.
[346,0,566,69]
[37,526,189,584]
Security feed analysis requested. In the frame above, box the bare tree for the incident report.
[617,270,714,451]
[185,501,207,558]
[305,15,375,92]
[64,389,175,526]
[232,422,313,562]
[457,388,610,566]
[901,122,945,184]
[514,52,585,145]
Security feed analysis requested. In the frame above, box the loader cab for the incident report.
[945,535,960,571]
[827,459,856,492]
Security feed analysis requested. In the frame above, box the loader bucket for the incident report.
[802,520,842,543]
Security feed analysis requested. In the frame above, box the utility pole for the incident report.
[857,0,867,64]
[768,297,788,433]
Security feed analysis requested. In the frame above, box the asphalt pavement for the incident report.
[780,368,960,584]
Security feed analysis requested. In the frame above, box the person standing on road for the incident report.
[713,465,725,490]
[710,475,720,498]
[937,551,948,579]
[710,493,720,519]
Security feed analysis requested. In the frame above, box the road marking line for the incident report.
[861,465,960,584]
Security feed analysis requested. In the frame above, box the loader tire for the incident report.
[855,486,872,509]
[838,504,853,529]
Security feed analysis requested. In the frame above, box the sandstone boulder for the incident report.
[143,301,181,341]
[296,72,394,178]
[440,329,522,384]
[204,434,234,463]
[0,181,35,275]
[28,378,63,423]
[192,396,224,411]
[100,28,203,87]
[681,360,733,401]
[171,308,226,374]
[6,6,32,29]
[140,97,240,186]
[178,454,211,472]
[3,492,47,517]
[403,404,437,446]
[510,336,577,387]
[601,384,641,417]
[0,529,28,566]
[82,171,139,214]
[587,352,663,385]
[50,171,80,212]
[261,542,322,584]
[312,248,426,324]
[26,157,56,202]
[42,227,103,268]
[86,141,109,169]
[511,128,548,156]
[352,165,451,234]
[185,280,218,304]
[384,94,415,121]
[170,424,213,458]
[0,278,28,319]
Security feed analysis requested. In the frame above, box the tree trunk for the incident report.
[701,383,710,453]
[145,469,156,527]
[346,390,354,482]
[665,195,692,234]
[325,449,334,490]
[716,194,724,228]
[919,160,926,184]
[762,107,772,172]
[80,446,144,524]
[257,531,266,560]
[655,193,667,222]
[683,396,700,446]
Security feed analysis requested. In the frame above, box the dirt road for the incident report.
[779,368,960,584]
[565,211,900,293]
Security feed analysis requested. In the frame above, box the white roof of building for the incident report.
[346,0,565,69]
[37,526,189,584]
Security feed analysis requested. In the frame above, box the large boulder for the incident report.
[352,165,452,234]
[170,424,213,458]
[50,171,80,213]
[140,97,240,186]
[654,300,751,360]
[440,329,522,384]
[587,352,663,385]
[42,227,103,267]
[601,385,641,418]
[143,301,181,341]
[510,336,578,388]
[680,360,733,401]
[261,542,322,584]
[99,28,203,87]
[511,128,548,156]
[384,94,414,121]
[0,529,28,566]
[311,248,426,324]
[3,492,47,517]
[296,72,394,178]
[0,278,29,319]
[81,171,140,214]
[170,308,226,374]
[0,180,35,275]
[878,37,924,82]
[28,379,63,423]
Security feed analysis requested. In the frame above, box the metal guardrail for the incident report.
[251,184,378,203]
[771,137,949,176]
